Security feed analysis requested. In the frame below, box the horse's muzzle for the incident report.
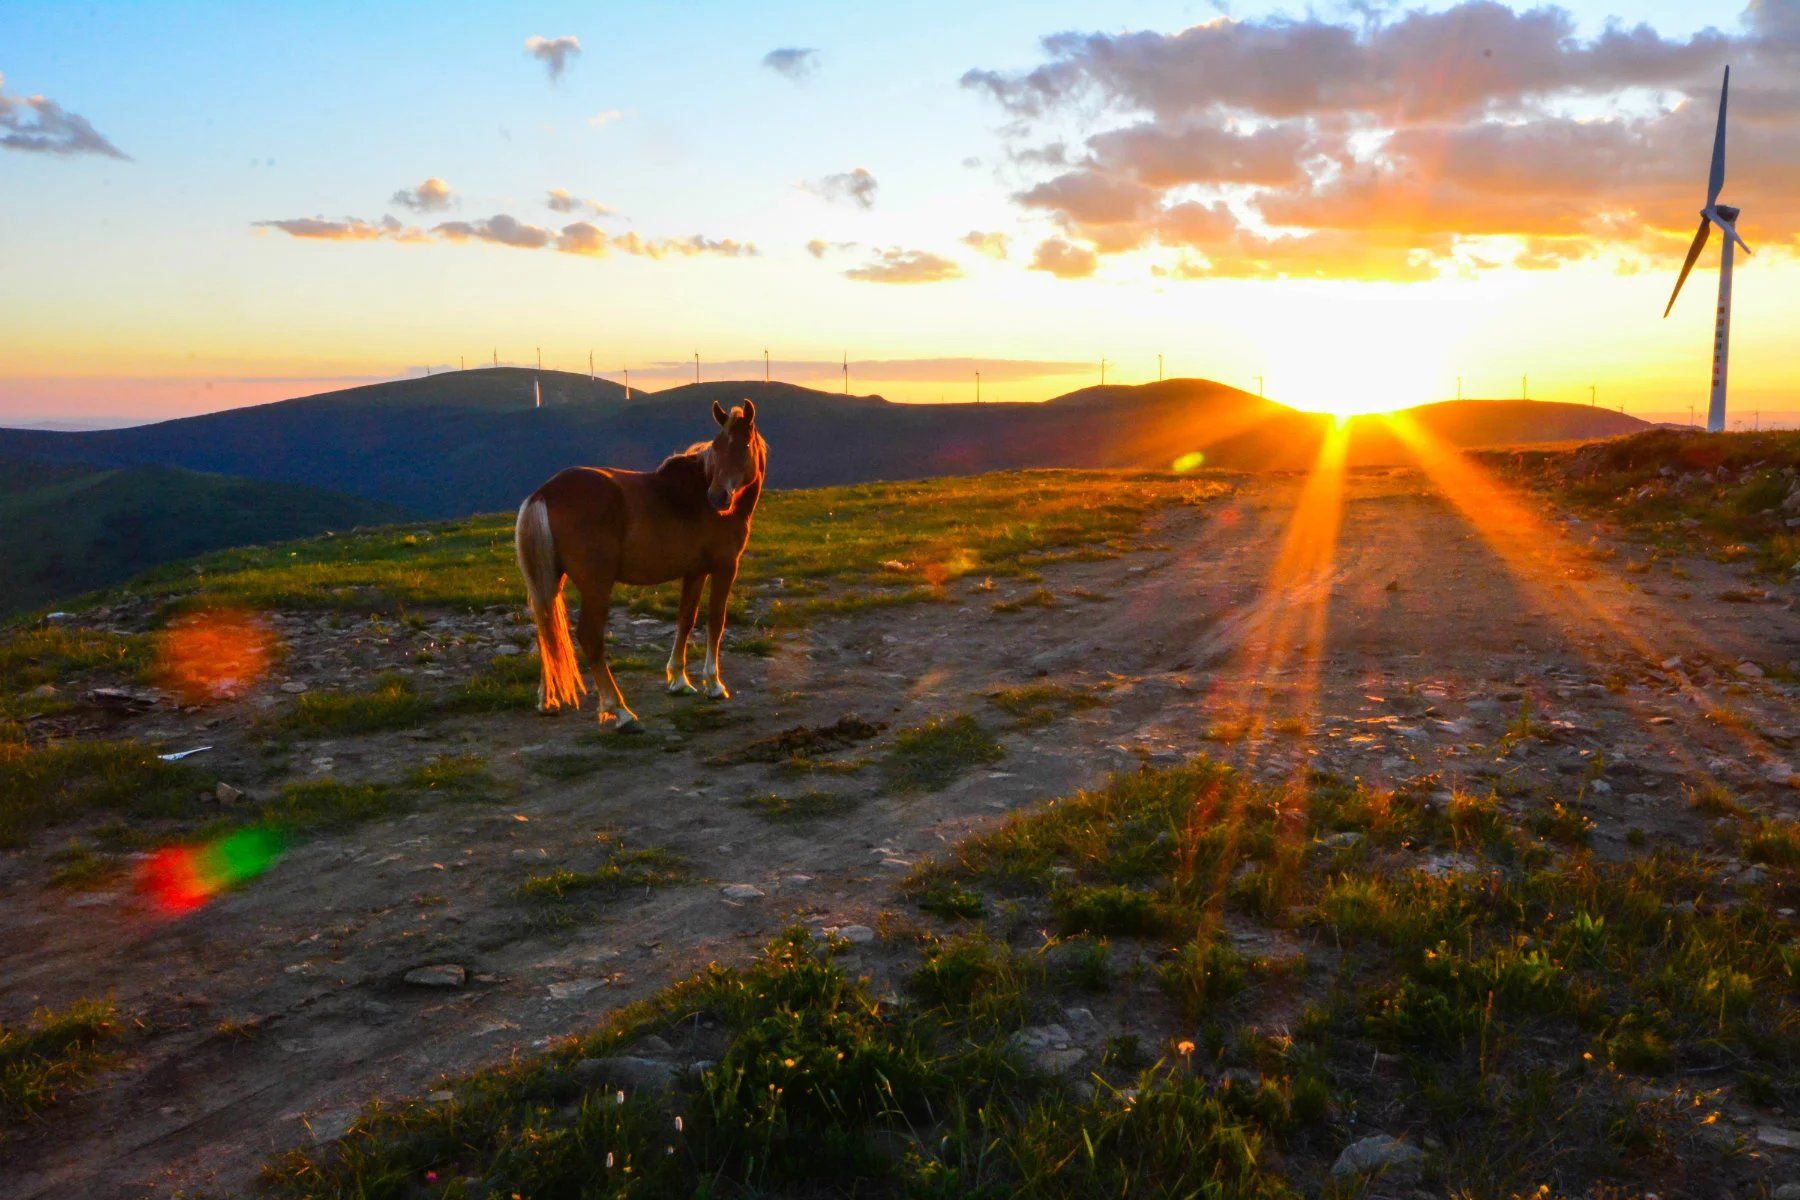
[707,487,730,511]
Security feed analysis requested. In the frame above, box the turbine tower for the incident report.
[1664,66,1751,434]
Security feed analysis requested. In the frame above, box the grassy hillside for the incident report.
[3,372,1650,518]
[0,458,405,616]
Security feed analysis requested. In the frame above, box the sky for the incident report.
[1,0,1796,427]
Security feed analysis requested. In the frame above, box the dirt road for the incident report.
[4,469,1798,1197]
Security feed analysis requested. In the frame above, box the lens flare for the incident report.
[155,609,276,702]
[140,828,285,913]
[1171,451,1206,473]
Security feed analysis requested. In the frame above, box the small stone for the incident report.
[547,979,606,1000]
[1772,1184,1800,1200]
[215,782,244,805]
[571,1056,678,1094]
[630,1034,675,1056]
[1758,1126,1800,1151]
[1660,656,1683,671]
[1320,831,1364,849]
[1332,1134,1426,1178]
[403,964,467,988]
[427,1090,455,1103]
[493,644,523,657]
[279,681,310,694]
[1738,661,1766,678]
[836,924,876,944]
[782,874,814,887]
[721,884,765,901]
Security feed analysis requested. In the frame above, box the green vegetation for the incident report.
[264,758,1795,1195]
[515,841,689,903]
[1,1000,122,1136]
[0,739,211,847]
[0,457,403,617]
[882,714,1005,792]
[0,626,150,741]
[1492,429,1800,575]
[988,682,1104,729]
[737,791,860,823]
[20,470,1225,624]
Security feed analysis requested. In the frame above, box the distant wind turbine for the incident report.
[1664,66,1751,434]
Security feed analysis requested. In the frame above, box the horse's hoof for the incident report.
[667,676,698,695]
[614,713,643,733]
[706,681,731,700]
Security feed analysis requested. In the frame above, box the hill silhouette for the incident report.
[0,458,402,615]
[1,370,1649,520]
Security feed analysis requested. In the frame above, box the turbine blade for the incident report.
[1664,217,1710,318]
[1706,209,1753,256]
[1707,65,1729,206]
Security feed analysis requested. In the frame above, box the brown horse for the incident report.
[514,400,767,729]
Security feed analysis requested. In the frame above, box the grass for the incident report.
[262,757,1798,1196]
[33,470,1229,624]
[1,1000,122,1136]
[0,739,212,847]
[1491,429,1800,576]
[881,714,1005,792]
[0,626,153,741]
[988,682,1104,729]
[737,791,861,823]
[515,841,690,902]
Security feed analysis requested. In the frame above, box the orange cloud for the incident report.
[843,247,962,284]
[1029,237,1098,279]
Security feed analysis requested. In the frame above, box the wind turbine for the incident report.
[1664,66,1751,434]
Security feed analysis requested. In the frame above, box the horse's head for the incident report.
[704,399,764,511]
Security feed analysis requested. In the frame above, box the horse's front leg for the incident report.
[698,564,737,700]
[575,581,638,731]
[666,572,704,694]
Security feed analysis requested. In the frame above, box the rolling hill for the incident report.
[0,370,1649,519]
[0,458,403,615]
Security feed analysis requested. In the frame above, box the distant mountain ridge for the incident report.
[0,458,402,615]
[1,369,1649,520]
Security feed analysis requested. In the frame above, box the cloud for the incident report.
[253,214,426,242]
[434,213,555,249]
[525,34,582,81]
[1030,238,1099,279]
[588,109,625,128]
[390,177,456,212]
[806,238,861,258]
[805,166,878,209]
[844,248,963,284]
[961,230,1010,259]
[0,73,129,159]
[547,188,612,216]
[762,47,820,81]
[964,4,1800,280]
[258,208,761,262]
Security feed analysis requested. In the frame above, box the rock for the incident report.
[1738,661,1766,678]
[1010,1025,1086,1075]
[1320,831,1364,849]
[836,924,876,944]
[720,884,765,901]
[630,1034,675,1057]
[29,683,57,698]
[1062,1007,1103,1043]
[1660,656,1683,671]
[547,979,606,1000]
[493,644,523,657]
[215,782,244,806]
[279,680,310,694]
[1332,1134,1426,1178]
[403,964,467,988]
[572,1056,678,1094]
[1773,1184,1800,1200]
[1758,1126,1800,1151]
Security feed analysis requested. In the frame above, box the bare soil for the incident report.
[3,469,1797,1197]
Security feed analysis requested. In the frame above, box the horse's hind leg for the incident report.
[666,572,703,694]
[572,577,639,730]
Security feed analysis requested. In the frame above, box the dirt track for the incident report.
[4,469,1798,1197]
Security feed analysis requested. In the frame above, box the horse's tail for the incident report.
[514,495,587,710]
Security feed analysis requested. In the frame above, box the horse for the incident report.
[513,399,767,730]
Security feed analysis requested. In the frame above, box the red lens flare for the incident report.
[155,609,276,703]
[139,829,286,914]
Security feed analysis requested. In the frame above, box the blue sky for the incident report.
[1,1,1791,424]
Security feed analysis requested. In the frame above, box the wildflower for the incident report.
[1176,1039,1195,1056]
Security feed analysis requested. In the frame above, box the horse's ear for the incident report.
[713,400,728,427]
[741,398,756,424]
